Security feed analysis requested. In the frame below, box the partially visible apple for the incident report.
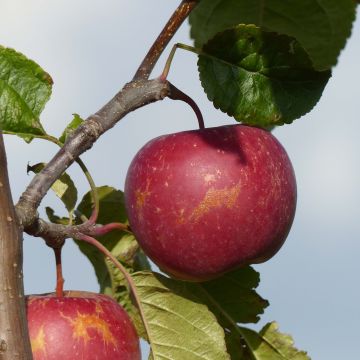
[125,124,297,281]
[26,291,140,360]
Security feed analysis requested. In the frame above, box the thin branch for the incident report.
[22,215,129,248]
[133,0,199,81]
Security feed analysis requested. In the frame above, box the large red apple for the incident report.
[26,291,141,360]
[125,124,297,281]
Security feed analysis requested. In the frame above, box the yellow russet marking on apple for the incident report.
[94,300,104,315]
[135,179,152,213]
[190,182,242,222]
[67,311,117,347]
[176,208,186,224]
[30,326,47,354]
[135,190,149,210]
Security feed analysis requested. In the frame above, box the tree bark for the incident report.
[0,132,33,359]
[133,0,199,81]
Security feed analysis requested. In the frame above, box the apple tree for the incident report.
[0,0,357,359]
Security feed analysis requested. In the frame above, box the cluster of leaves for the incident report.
[0,0,357,359]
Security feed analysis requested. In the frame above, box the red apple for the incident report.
[26,291,141,360]
[124,124,297,281]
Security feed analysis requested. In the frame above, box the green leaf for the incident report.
[143,266,305,359]
[198,267,269,325]
[76,186,128,246]
[0,46,52,140]
[198,25,331,126]
[45,207,71,225]
[238,322,310,359]
[184,267,268,358]
[59,113,84,144]
[190,0,356,70]
[76,186,119,219]
[132,271,230,360]
[27,162,77,213]
[223,331,246,359]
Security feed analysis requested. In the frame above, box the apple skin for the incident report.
[26,291,141,360]
[125,124,297,281]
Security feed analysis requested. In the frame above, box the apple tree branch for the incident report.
[0,132,33,360]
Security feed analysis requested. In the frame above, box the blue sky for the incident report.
[1,1,359,359]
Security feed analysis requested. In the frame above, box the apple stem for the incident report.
[168,82,205,129]
[54,246,64,297]
[76,234,151,338]
[91,222,131,237]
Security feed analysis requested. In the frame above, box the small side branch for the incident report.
[23,215,130,246]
